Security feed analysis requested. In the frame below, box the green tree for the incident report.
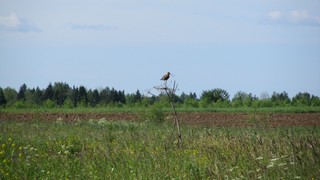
[71,86,79,107]
[34,87,43,105]
[271,91,290,106]
[110,88,117,104]
[53,82,70,107]
[25,88,35,106]
[117,90,126,104]
[89,89,100,107]
[3,87,17,106]
[232,91,256,107]
[44,83,54,101]
[100,87,111,105]
[310,95,320,106]
[79,86,88,106]
[292,92,311,106]
[0,87,7,106]
[132,89,142,104]
[201,88,230,104]
[17,83,27,101]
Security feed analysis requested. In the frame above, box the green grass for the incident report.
[1,119,319,179]
[1,106,320,113]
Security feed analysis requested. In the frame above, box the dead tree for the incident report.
[154,81,182,148]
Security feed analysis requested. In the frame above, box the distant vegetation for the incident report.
[0,82,319,110]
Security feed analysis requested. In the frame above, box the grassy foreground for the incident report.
[0,120,319,179]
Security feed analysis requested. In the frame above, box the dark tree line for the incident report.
[0,83,319,108]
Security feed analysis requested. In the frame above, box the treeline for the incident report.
[0,82,319,108]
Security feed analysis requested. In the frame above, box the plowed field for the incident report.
[1,112,319,127]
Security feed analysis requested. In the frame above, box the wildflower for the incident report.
[256,156,263,160]
[278,163,287,167]
[267,162,274,168]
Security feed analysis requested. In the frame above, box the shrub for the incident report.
[140,105,165,124]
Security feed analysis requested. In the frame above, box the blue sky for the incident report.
[1,0,319,98]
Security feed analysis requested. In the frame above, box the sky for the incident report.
[1,0,320,98]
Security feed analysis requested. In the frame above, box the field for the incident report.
[1,110,320,179]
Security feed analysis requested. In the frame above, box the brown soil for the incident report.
[1,112,319,127]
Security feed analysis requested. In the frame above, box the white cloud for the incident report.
[267,11,282,20]
[265,10,320,27]
[290,10,309,22]
[0,12,20,28]
[0,12,40,32]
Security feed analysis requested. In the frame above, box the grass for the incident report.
[1,119,319,179]
[1,106,320,113]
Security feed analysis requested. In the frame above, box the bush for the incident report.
[43,99,56,108]
[140,105,165,124]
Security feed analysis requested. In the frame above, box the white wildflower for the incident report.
[267,162,274,168]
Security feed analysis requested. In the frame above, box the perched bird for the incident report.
[161,72,171,81]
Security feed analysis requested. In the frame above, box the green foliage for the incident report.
[140,105,165,124]
[184,98,199,108]
[53,82,70,107]
[0,83,320,110]
[0,120,319,179]
[89,89,100,107]
[232,91,257,107]
[0,87,6,107]
[201,88,230,104]
[43,83,54,101]
[271,91,290,106]
[14,100,27,109]
[63,98,74,108]
[43,99,55,108]
[292,92,311,106]
[3,87,17,107]
[17,84,27,101]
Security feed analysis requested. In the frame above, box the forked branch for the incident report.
[154,80,182,148]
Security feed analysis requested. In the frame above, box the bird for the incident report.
[161,72,171,81]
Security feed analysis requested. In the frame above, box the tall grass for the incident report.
[0,119,319,179]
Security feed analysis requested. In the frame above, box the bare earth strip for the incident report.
[0,112,319,127]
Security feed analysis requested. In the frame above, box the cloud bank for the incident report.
[0,12,40,32]
[265,10,320,27]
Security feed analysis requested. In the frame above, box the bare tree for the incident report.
[154,80,182,148]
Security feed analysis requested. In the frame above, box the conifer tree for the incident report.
[17,83,27,101]
[0,87,7,106]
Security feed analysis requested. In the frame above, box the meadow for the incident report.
[1,118,319,179]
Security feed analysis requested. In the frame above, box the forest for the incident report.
[0,82,319,109]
